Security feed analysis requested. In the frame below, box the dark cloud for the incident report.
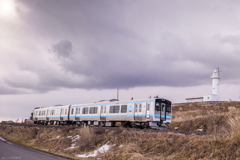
[51,40,73,58]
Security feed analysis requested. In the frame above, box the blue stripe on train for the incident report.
[154,114,171,118]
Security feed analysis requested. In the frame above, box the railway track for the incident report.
[1,123,215,136]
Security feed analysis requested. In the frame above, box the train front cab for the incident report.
[150,99,172,128]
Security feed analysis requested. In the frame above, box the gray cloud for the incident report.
[1,0,240,94]
[51,39,73,58]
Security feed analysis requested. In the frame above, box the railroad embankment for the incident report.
[1,102,240,159]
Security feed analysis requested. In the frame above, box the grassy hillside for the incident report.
[1,102,240,159]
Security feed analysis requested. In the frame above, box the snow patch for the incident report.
[76,141,113,158]
[72,135,80,142]
[64,135,81,150]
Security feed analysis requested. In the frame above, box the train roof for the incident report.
[33,97,171,110]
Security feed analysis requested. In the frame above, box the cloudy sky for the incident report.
[1,0,240,121]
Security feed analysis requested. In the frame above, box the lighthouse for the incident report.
[211,69,220,101]
[203,68,220,102]
[186,68,221,103]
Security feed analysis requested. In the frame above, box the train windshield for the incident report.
[155,99,171,113]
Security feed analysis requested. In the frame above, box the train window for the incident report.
[82,108,88,114]
[104,106,106,113]
[65,109,67,115]
[134,104,138,112]
[155,102,160,111]
[162,104,165,112]
[147,104,150,111]
[121,105,127,113]
[109,105,119,113]
[76,108,78,114]
[139,104,142,112]
[89,107,98,114]
[109,106,114,113]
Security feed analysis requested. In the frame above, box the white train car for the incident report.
[32,97,172,129]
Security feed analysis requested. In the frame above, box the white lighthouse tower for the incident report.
[211,69,220,101]
[203,68,220,102]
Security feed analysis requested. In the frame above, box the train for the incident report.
[32,97,172,129]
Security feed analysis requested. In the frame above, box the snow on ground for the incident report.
[64,135,81,150]
[76,141,115,158]
[72,135,80,142]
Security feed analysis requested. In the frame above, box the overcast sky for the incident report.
[1,0,240,121]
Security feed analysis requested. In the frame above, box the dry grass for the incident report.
[168,102,240,133]
[1,102,240,159]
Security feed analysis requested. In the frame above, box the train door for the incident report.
[146,103,150,119]
[134,103,138,120]
[60,109,64,121]
[160,103,166,121]
[100,106,106,121]
[139,104,142,121]
[141,103,146,121]
[46,110,49,121]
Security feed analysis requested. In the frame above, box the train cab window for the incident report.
[121,105,127,113]
[162,104,165,112]
[139,104,142,112]
[89,107,98,114]
[82,108,88,114]
[166,104,171,112]
[109,105,119,113]
[155,102,160,111]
